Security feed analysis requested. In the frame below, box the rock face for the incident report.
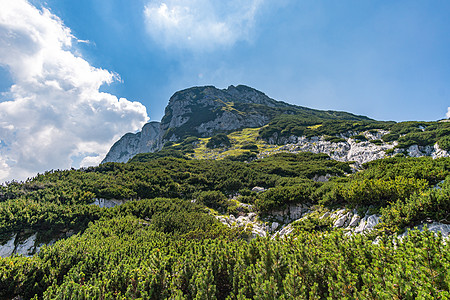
[102,121,162,163]
[398,222,450,239]
[286,138,393,165]
[408,143,450,159]
[103,85,368,163]
[159,85,295,142]
[103,85,293,163]
[103,85,450,164]
[271,203,311,223]
[92,198,128,208]
[0,233,39,257]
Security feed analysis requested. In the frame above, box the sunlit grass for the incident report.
[189,126,286,160]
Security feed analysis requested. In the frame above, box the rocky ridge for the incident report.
[103,85,291,163]
[102,121,161,163]
[282,138,448,166]
[102,85,370,163]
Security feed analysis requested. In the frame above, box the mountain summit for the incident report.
[102,85,370,163]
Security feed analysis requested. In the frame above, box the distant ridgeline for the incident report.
[103,85,450,164]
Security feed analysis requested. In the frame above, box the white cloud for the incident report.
[0,0,149,182]
[447,107,450,119]
[144,0,264,51]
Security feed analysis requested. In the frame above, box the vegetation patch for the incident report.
[206,133,232,149]
[1,141,450,299]
[260,115,391,144]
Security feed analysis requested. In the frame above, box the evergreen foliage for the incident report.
[2,220,450,299]
[1,148,450,298]
[206,134,232,149]
[259,116,390,144]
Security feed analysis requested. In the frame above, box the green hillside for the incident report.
[1,149,450,298]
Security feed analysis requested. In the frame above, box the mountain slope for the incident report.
[103,85,372,163]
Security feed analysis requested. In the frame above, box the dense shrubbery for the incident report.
[2,153,449,239]
[2,218,450,299]
[359,156,450,184]
[130,149,189,163]
[3,152,352,204]
[351,134,367,141]
[2,148,450,298]
[252,152,351,179]
[383,121,450,151]
[318,176,429,207]
[240,143,258,151]
[256,180,318,213]
[224,151,257,162]
[0,198,103,238]
[381,177,450,232]
[0,152,352,239]
[194,190,229,212]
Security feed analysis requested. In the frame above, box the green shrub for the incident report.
[225,151,257,162]
[438,136,450,151]
[291,214,332,233]
[382,133,399,142]
[370,139,383,145]
[324,136,346,143]
[195,190,228,211]
[129,149,188,162]
[384,148,395,154]
[351,134,367,141]
[241,144,259,151]
[206,133,232,149]
[256,182,316,213]
[318,176,429,207]
[397,131,436,148]
[381,176,450,232]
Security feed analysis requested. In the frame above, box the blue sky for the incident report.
[0,0,449,181]
[27,0,450,122]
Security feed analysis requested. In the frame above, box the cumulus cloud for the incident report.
[144,0,264,51]
[0,0,149,182]
[447,107,450,119]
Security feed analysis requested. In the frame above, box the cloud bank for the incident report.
[144,0,264,51]
[0,0,149,182]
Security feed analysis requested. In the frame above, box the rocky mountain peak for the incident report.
[224,85,289,107]
[159,85,294,142]
[102,85,373,163]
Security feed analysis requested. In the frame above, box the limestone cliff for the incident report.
[102,121,161,163]
[159,85,299,142]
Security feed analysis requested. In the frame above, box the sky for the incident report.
[0,0,449,182]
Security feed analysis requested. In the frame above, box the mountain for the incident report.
[102,85,371,163]
[2,85,450,298]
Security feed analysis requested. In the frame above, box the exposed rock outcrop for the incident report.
[398,222,450,239]
[103,85,370,163]
[0,233,40,257]
[159,85,296,142]
[102,121,161,163]
[103,85,290,163]
[270,132,449,165]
